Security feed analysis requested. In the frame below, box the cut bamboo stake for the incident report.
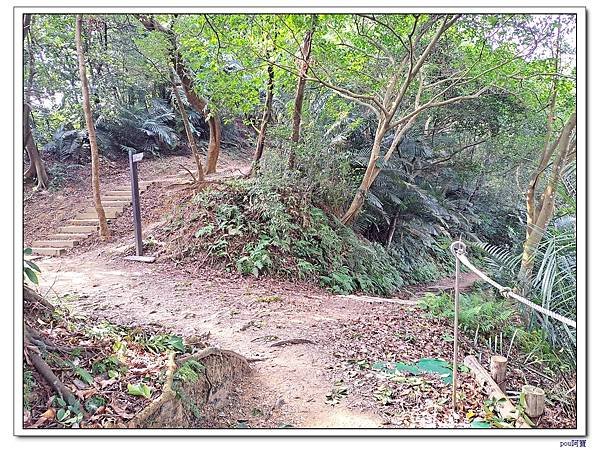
[464,355,531,428]
[522,385,545,419]
[490,355,508,393]
[506,328,517,360]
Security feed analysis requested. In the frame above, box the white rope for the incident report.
[450,242,576,329]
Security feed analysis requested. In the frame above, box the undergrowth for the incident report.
[420,290,514,338]
[419,290,568,371]
[162,178,404,295]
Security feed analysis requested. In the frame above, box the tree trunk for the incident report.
[340,120,387,225]
[205,114,221,174]
[137,15,222,175]
[518,112,576,285]
[172,47,221,175]
[289,15,317,168]
[253,61,275,172]
[23,104,49,189]
[385,210,400,249]
[76,14,109,239]
[23,14,49,189]
[172,82,204,182]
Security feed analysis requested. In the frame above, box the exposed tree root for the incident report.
[24,285,54,311]
[176,346,250,369]
[128,351,177,428]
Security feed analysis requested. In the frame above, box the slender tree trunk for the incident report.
[339,113,419,225]
[172,82,204,182]
[253,61,275,172]
[386,210,400,249]
[23,14,49,189]
[172,45,221,175]
[289,15,317,168]
[23,104,49,189]
[518,112,576,285]
[76,14,109,239]
[205,115,221,174]
[340,120,387,225]
[137,15,222,175]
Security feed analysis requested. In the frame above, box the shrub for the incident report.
[419,290,515,338]
[162,179,404,296]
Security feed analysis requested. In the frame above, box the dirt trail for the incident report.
[36,250,478,429]
[30,155,479,428]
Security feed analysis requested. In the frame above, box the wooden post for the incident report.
[522,385,545,419]
[128,150,143,256]
[464,355,531,428]
[490,355,507,393]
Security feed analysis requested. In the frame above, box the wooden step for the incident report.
[102,200,131,207]
[31,247,66,257]
[104,190,133,197]
[58,225,98,233]
[32,239,79,248]
[69,218,109,226]
[84,206,124,214]
[77,211,120,220]
[101,196,131,202]
[51,233,91,240]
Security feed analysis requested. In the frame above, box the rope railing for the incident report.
[448,240,576,411]
[450,241,576,329]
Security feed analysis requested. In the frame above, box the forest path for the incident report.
[30,153,479,428]
[36,250,478,429]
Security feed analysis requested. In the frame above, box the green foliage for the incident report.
[480,212,576,367]
[164,179,404,295]
[23,370,36,410]
[127,382,152,398]
[92,355,127,376]
[174,359,205,384]
[51,395,84,427]
[138,334,186,354]
[515,328,567,371]
[23,248,40,285]
[84,395,106,414]
[419,290,514,338]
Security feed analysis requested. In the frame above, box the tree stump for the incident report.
[522,385,545,418]
[490,355,507,393]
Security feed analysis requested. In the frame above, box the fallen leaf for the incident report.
[41,408,56,420]
[109,399,135,420]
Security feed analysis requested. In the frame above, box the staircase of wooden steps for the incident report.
[30,180,155,257]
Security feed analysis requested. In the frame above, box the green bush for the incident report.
[163,179,404,296]
[419,290,515,337]
[514,328,568,371]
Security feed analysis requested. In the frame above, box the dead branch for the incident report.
[269,338,315,347]
[177,163,197,183]
[25,339,79,407]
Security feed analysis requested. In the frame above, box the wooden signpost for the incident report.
[124,150,155,263]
